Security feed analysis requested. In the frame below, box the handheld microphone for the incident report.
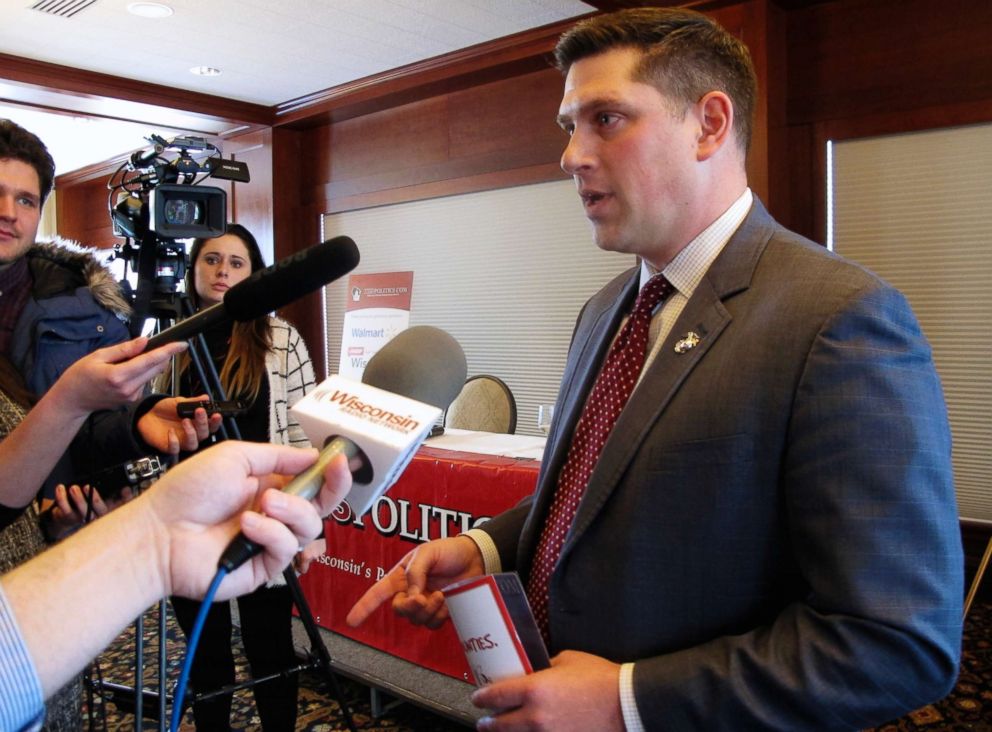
[146,236,360,349]
[217,436,363,571]
[218,326,466,572]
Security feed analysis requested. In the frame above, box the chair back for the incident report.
[444,375,517,433]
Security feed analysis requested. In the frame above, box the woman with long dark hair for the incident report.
[167,223,319,731]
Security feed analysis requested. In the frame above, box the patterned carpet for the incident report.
[83,601,992,731]
[84,602,466,731]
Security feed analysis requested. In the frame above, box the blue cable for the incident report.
[169,566,228,732]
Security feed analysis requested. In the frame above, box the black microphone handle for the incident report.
[145,302,230,349]
[218,436,361,572]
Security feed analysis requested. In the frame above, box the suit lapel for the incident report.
[562,200,778,552]
[549,272,638,476]
[519,269,639,564]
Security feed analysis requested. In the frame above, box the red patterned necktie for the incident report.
[526,274,674,644]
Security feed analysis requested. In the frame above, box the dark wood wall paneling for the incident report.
[55,159,125,249]
[268,126,320,365]
[305,68,568,216]
[783,0,992,241]
[291,1,779,222]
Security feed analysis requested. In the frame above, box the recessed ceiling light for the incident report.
[127,2,173,18]
[190,66,222,77]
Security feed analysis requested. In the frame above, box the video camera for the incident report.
[109,133,249,241]
[107,133,250,332]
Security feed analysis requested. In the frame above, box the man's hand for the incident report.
[346,535,486,629]
[141,441,352,600]
[49,337,186,418]
[136,396,223,454]
[472,651,624,732]
[294,538,326,574]
[41,483,135,540]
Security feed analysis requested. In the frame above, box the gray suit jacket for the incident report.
[481,200,963,730]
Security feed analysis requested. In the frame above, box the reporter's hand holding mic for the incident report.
[149,441,352,599]
[2,440,352,701]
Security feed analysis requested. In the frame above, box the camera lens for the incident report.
[163,198,202,225]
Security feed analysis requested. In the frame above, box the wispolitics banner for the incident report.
[297,448,541,682]
[338,272,414,379]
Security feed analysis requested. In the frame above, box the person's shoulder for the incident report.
[26,240,87,293]
[745,223,916,333]
[267,315,308,349]
[736,198,882,287]
[765,226,889,291]
[267,314,298,334]
[26,239,131,320]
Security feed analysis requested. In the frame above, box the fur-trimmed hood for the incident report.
[26,239,131,320]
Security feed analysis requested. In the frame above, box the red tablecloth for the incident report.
[298,445,540,681]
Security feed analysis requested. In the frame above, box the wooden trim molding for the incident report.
[272,18,584,128]
[271,1,756,129]
[0,52,270,134]
[322,163,567,215]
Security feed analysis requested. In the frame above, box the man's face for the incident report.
[557,47,701,268]
[0,158,43,266]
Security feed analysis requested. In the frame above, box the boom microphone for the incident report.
[218,326,467,572]
[146,236,360,349]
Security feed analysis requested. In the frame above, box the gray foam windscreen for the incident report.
[362,326,467,410]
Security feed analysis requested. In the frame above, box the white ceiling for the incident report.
[0,0,595,173]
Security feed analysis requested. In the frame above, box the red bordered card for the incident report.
[442,572,550,686]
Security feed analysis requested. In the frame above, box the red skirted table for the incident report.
[298,443,542,682]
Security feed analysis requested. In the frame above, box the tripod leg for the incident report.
[282,568,359,732]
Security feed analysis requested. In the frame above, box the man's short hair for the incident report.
[555,8,757,156]
[0,119,56,201]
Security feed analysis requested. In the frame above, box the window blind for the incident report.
[322,179,636,437]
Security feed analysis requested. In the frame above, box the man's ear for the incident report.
[695,91,735,161]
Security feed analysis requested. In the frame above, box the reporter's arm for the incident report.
[0,338,185,509]
[2,441,351,699]
[0,584,44,732]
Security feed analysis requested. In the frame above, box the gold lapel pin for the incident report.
[674,331,701,354]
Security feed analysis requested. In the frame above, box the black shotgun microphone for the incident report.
[146,236,360,349]
[218,326,467,572]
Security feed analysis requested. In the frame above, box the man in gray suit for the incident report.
[348,8,963,731]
